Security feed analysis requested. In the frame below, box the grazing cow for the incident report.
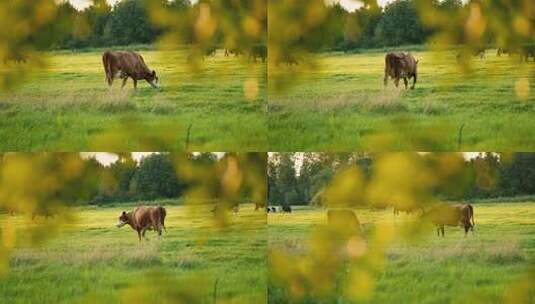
[423,204,474,237]
[117,206,167,241]
[224,48,242,57]
[281,205,292,213]
[327,209,362,236]
[211,203,239,215]
[102,51,159,90]
[457,47,486,61]
[393,205,424,216]
[248,45,267,62]
[497,45,535,61]
[384,52,418,90]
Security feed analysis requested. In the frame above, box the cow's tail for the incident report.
[158,206,167,232]
[102,51,112,86]
[468,204,475,227]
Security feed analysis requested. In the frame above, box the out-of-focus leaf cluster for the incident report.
[0,153,96,277]
[268,152,528,302]
[268,0,373,90]
[0,0,75,90]
[415,0,535,71]
[174,152,267,228]
[146,0,266,70]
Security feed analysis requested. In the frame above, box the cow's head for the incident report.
[147,70,159,89]
[116,211,129,228]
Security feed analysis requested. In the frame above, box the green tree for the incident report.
[131,153,181,200]
[374,0,427,46]
[105,0,158,45]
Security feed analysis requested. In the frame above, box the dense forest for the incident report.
[268,153,535,206]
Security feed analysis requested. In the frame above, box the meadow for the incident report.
[0,203,267,303]
[268,48,535,151]
[0,48,267,151]
[268,202,535,303]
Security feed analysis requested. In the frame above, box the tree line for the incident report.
[55,0,170,49]
[52,0,459,51]
[268,153,535,206]
[0,152,266,210]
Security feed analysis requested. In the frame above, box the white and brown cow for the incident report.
[384,52,418,89]
[116,206,167,241]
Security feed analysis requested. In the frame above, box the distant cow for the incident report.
[327,209,362,236]
[211,203,239,215]
[423,204,474,237]
[117,206,167,241]
[384,52,418,89]
[102,51,159,90]
[248,45,267,63]
[281,205,292,213]
[266,206,277,213]
[497,45,535,61]
[457,48,486,61]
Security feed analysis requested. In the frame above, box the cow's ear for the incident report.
[122,211,126,215]
[152,70,156,77]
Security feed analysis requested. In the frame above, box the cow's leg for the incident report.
[121,77,128,90]
[106,72,113,86]
[137,229,142,242]
[394,78,399,87]
[403,77,408,89]
[142,228,149,240]
[411,74,417,90]
[464,225,469,235]
[441,225,445,237]
[436,226,440,237]
[133,79,138,90]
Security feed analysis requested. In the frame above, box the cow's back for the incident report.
[385,52,417,77]
[106,51,149,77]
[133,206,156,229]
[426,204,461,226]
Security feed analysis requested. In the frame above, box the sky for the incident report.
[327,0,393,11]
[80,152,226,166]
[69,0,391,11]
[68,0,119,10]
[80,152,152,166]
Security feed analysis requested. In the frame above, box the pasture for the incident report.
[0,48,267,151]
[268,49,535,151]
[268,202,535,303]
[0,203,267,303]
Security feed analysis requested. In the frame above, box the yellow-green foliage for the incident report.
[0,203,266,303]
[268,202,535,303]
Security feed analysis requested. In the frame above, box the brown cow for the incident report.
[327,209,362,236]
[423,203,474,237]
[384,52,418,89]
[116,206,166,241]
[102,51,159,90]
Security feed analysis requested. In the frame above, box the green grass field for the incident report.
[268,49,535,151]
[0,49,267,151]
[0,204,266,303]
[268,202,535,303]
